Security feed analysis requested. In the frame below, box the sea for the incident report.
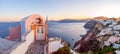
[0,22,87,48]
[48,22,87,48]
[0,22,20,38]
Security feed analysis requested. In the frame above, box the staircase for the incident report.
[10,30,47,54]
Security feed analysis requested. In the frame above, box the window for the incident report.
[37,26,44,34]
[41,27,44,33]
[37,27,39,33]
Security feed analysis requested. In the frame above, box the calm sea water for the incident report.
[0,22,86,48]
[48,22,87,48]
[0,22,20,38]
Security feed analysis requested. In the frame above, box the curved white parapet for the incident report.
[49,40,64,54]
[10,31,34,54]
[115,50,120,54]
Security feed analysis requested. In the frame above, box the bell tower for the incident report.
[32,18,48,41]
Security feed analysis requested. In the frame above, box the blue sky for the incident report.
[0,0,120,21]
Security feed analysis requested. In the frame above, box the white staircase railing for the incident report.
[10,31,34,54]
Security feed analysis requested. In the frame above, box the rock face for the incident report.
[74,20,102,52]
[84,20,97,29]
[74,28,101,52]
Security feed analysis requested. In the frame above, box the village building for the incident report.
[102,19,117,26]
[104,36,120,46]
[113,43,120,49]
[113,25,120,30]
[98,28,113,36]
[10,14,49,54]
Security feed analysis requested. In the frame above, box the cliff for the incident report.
[84,20,97,29]
[74,28,101,52]
[74,19,120,53]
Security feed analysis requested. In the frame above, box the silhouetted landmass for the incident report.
[92,16,120,21]
[48,16,120,23]
[93,16,108,20]
[57,19,90,23]
[48,20,58,22]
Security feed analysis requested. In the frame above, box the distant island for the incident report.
[57,19,90,23]
[50,16,120,23]
[48,18,91,23]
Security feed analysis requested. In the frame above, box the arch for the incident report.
[25,14,44,32]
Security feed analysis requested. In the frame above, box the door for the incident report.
[36,26,44,40]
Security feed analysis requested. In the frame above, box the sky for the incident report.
[0,0,120,22]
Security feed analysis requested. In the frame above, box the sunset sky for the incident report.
[0,0,120,22]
